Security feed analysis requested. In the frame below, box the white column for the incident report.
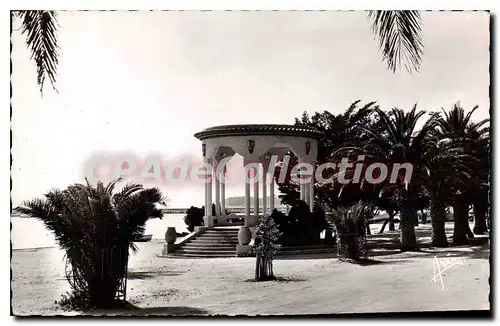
[215,169,221,216]
[254,166,259,219]
[204,179,209,216]
[304,159,311,208]
[269,173,275,213]
[304,179,310,207]
[299,158,306,202]
[262,173,267,216]
[207,175,213,217]
[220,167,226,215]
[204,161,213,227]
[309,181,314,212]
[309,161,315,212]
[245,169,251,225]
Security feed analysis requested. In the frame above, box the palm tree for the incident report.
[13,10,423,94]
[433,104,490,244]
[278,100,377,208]
[422,123,476,247]
[463,119,490,235]
[14,178,166,309]
[346,106,436,251]
[471,132,490,235]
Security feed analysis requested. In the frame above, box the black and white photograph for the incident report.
[9,6,492,317]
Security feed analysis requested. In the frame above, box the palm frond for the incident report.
[368,10,424,73]
[16,10,59,94]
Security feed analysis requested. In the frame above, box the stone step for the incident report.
[183,244,236,249]
[189,240,238,247]
[279,245,332,251]
[191,236,238,241]
[178,248,235,254]
[203,231,239,235]
[173,250,236,257]
[167,253,236,258]
[197,238,238,242]
[195,237,238,241]
[183,246,236,253]
[183,243,237,249]
[198,233,238,237]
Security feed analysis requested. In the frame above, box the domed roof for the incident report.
[194,124,324,141]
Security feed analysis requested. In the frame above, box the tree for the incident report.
[344,105,437,251]
[377,194,399,233]
[14,11,423,94]
[277,100,378,210]
[421,126,474,247]
[433,103,490,243]
[14,178,166,309]
[466,120,490,235]
[253,214,282,282]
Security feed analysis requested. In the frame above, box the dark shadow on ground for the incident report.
[367,243,490,260]
[274,276,308,283]
[85,302,208,316]
[275,253,338,260]
[127,270,187,279]
[366,226,490,260]
[338,257,410,265]
[243,276,307,283]
[415,245,490,260]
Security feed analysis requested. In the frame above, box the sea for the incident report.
[11,214,188,250]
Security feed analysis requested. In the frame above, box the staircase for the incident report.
[168,227,239,258]
[165,226,338,258]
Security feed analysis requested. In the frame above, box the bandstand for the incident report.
[194,124,323,229]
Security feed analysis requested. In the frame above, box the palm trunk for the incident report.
[255,254,261,280]
[472,203,488,235]
[379,218,388,234]
[379,209,395,234]
[420,209,427,224]
[324,226,333,245]
[400,201,417,251]
[430,198,448,247]
[255,254,273,281]
[341,217,359,259]
[87,247,127,307]
[388,210,395,231]
[453,201,469,245]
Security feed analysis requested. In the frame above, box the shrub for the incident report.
[311,205,329,244]
[15,178,166,309]
[184,204,231,231]
[184,206,204,232]
[271,200,327,246]
[328,204,367,260]
[253,214,282,281]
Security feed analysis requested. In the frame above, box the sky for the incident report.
[11,11,490,208]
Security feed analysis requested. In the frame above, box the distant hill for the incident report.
[225,196,283,208]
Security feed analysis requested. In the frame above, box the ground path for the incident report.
[11,222,490,315]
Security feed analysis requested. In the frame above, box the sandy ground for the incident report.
[11,222,490,316]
